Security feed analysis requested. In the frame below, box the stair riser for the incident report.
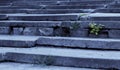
[94,9,120,13]
[8,16,78,21]
[0,40,35,48]
[37,37,120,50]
[4,52,120,69]
[0,9,85,14]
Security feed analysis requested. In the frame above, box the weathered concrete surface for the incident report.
[70,29,88,37]
[0,62,98,70]
[0,47,120,69]
[0,15,7,20]
[0,21,62,27]
[23,27,38,36]
[7,14,79,21]
[12,27,23,35]
[0,53,4,61]
[83,13,120,21]
[38,28,53,36]
[0,35,39,47]
[37,36,120,50]
[0,27,10,34]
[108,30,120,38]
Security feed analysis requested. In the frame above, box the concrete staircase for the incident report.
[0,0,120,70]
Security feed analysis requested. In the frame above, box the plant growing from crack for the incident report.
[89,23,104,35]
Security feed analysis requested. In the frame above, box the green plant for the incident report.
[70,22,80,30]
[89,23,104,35]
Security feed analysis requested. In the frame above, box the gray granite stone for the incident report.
[0,62,97,70]
[0,15,7,20]
[54,27,70,36]
[0,35,39,48]
[12,27,23,35]
[0,53,4,61]
[70,29,88,37]
[44,5,103,9]
[23,27,37,36]
[109,30,120,38]
[37,37,120,50]
[2,47,120,69]
[0,21,62,27]
[62,21,120,29]
[38,28,53,36]
[89,34,108,38]
[8,14,79,21]
[0,27,10,34]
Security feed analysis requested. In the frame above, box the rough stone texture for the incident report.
[109,30,120,38]
[1,47,120,69]
[0,35,39,48]
[70,29,88,37]
[8,14,79,21]
[84,13,120,21]
[0,27,10,34]
[44,5,103,9]
[62,21,120,29]
[37,37,120,50]
[0,53,4,61]
[0,15,7,20]
[54,27,70,36]
[12,27,23,35]
[89,34,108,38]
[0,62,98,70]
[38,28,53,36]
[0,21,62,27]
[23,27,37,36]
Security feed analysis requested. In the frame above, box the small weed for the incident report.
[89,23,104,35]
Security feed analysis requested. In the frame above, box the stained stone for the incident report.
[38,28,53,36]
[70,29,88,37]
[12,27,23,35]
[23,27,37,36]
[109,30,120,38]
[0,27,10,34]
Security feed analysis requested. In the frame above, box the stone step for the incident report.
[11,1,111,6]
[0,0,69,2]
[7,14,79,21]
[37,36,120,50]
[0,47,120,69]
[43,5,103,9]
[0,5,102,9]
[0,62,99,70]
[0,6,42,9]
[0,21,62,27]
[0,35,39,48]
[0,9,86,14]
[0,20,120,29]
[0,35,120,50]
[62,21,120,29]
[93,8,120,13]
[60,1,113,5]
[82,13,120,21]
[107,3,120,8]
[0,15,7,20]
[0,3,11,6]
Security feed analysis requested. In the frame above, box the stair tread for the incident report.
[87,13,120,17]
[0,35,39,41]
[0,35,39,47]
[0,47,120,60]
